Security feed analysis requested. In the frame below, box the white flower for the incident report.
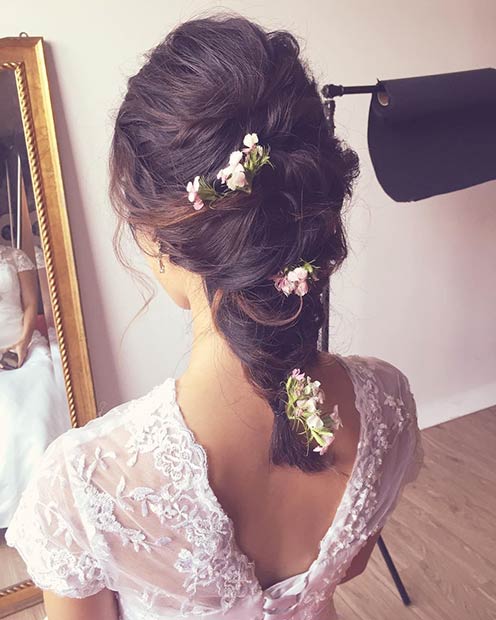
[310,380,321,395]
[293,266,309,280]
[306,413,324,430]
[313,433,335,454]
[226,164,247,191]
[217,150,245,185]
[242,132,259,152]
[228,150,244,168]
[243,132,259,148]
[304,397,319,413]
[186,175,200,201]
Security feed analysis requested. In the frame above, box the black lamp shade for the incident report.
[367,68,496,202]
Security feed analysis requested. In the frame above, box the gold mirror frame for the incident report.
[0,36,97,617]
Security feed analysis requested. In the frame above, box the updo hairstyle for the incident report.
[109,12,360,472]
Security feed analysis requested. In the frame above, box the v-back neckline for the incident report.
[164,353,367,596]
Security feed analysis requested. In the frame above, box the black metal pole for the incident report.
[321,83,385,98]
[319,283,411,607]
[377,535,412,606]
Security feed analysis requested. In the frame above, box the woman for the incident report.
[0,245,37,368]
[0,244,71,526]
[5,13,423,620]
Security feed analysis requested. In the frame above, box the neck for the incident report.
[178,289,258,402]
[176,288,275,440]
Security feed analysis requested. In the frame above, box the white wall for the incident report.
[2,0,495,427]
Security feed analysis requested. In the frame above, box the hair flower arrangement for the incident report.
[185,132,273,210]
[271,259,320,297]
[284,368,342,455]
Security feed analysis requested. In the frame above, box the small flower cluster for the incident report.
[185,132,273,210]
[272,260,319,297]
[285,368,342,455]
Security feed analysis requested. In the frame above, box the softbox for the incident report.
[367,68,496,202]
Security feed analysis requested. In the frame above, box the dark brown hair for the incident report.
[109,11,360,472]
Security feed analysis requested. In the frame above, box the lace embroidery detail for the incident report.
[0,246,36,272]
[5,355,422,618]
[153,381,260,612]
[383,392,410,430]
[316,356,419,588]
[15,249,35,271]
[69,382,259,614]
[4,440,107,598]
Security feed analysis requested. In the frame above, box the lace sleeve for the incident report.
[365,365,424,536]
[12,248,35,272]
[398,372,424,483]
[5,434,107,598]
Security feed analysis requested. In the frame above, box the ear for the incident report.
[135,228,160,257]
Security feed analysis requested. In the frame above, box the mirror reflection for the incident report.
[0,66,71,588]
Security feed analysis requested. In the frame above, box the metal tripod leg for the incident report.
[377,536,411,606]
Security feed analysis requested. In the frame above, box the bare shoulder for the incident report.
[310,351,361,470]
[311,351,352,397]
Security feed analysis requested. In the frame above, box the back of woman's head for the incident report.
[109,11,360,472]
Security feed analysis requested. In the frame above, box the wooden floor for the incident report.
[336,405,496,620]
[6,406,496,620]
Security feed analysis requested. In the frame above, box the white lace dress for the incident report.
[5,354,423,620]
[0,246,71,527]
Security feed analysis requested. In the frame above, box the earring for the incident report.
[156,240,165,273]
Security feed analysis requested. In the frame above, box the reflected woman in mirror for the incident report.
[0,245,37,368]
[0,244,71,528]
[5,12,423,620]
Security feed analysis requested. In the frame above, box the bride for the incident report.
[0,244,70,527]
[6,13,423,620]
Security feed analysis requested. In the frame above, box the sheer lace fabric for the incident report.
[0,246,36,348]
[6,355,423,620]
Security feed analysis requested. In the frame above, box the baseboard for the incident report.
[417,381,496,430]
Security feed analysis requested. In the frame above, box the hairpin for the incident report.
[284,368,342,455]
[185,133,273,210]
[271,259,320,297]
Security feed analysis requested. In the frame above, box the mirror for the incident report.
[0,36,97,617]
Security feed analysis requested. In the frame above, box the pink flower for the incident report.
[313,433,335,455]
[272,262,316,297]
[294,279,309,297]
[273,274,293,296]
[291,368,305,380]
[280,266,310,297]
[186,176,204,210]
